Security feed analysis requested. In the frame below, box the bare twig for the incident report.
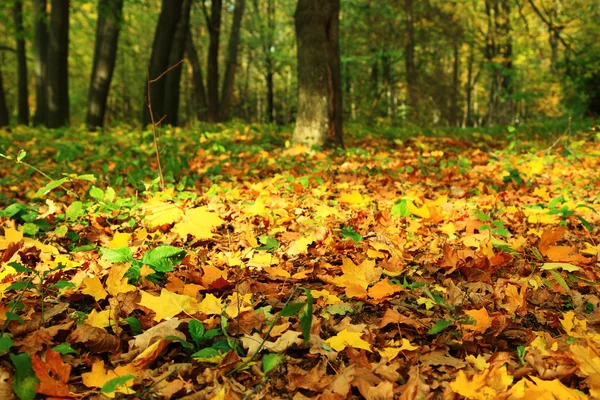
[145,59,184,192]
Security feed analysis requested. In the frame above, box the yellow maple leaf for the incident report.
[81,276,108,301]
[141,199,184,228]
[81,361,137,398]
[106,263,136,296]
[287,236,314,256]
[333,258,382,290]
[172,207,224,239]
[325,328,372,352]
[450,366,512,400]
[368,279,401,300]
[85,309,111,329]
[197,293,224,315]
[339,191,365,205]
[108,232,130,249]
[515,376,589,400]
[0,226,23,250]
[462,307,493,333]
[138,289,195,322]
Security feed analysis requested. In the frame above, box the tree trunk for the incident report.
[143,0,184,126]
[220,0,246,121]
[164,0,192,126]
[0,64,9,127]
[14,0,29,125]
[33,0,48,126]
[87,0,123,129]
[185,28,208,121]
[207,0,222,122]
[404,0,417,119]
[450,36,460,127]
[293,0,343,148]
[47,0,70,128]
[266,67,274,123]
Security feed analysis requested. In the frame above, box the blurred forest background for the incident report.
[0,0,599,131]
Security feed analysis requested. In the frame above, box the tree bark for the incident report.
[143,0,184,126]
[164,0,192,126]
[33,0,49,126]
[47,0,70,128]
[14,0,29,125]
[293,0,343,148]
[0,64,9,127]
[185,28,208,121]
[220,0,246,121]
[206,0,223,122]
[87,0,123,129]
[450,36,460,127]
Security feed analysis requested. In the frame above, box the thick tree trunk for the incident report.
[47,0,70,128]
[293,0,343,148]
[14,0,29,125]
[207,0,222,122]
[0,64,9,127]
[220,0,246,121]
[404,0,417,119]
[185,28,208,121]
[143,0,184,126]
[87,0,123,129]
[33,0,48,126]
[164,0,192,126]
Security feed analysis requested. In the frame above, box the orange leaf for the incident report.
[32,349,71,397]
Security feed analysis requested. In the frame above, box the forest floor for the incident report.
[0,121,600,399]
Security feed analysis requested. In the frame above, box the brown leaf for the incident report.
[67,324,120,354]
[32,349,72,397]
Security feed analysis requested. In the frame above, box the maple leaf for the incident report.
[105,263,136,296]
[141,198,184,228]
[32,349,71,397]
[81,361,137,398]
[462,307,493,333]
[81,276,108,301]
[333,258,382,290]
[138,289,195,322]
[325,328,372,352]
[172,207,224,239]
[108,232,130,248]
[197,293,224,315]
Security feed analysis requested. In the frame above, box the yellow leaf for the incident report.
[86,309,111,329]
[81,361,137,398]
[138,289,194,322]
[407,201,430,218]
[397,338,418,351]
[524,376,588,400]
[339,191,364,205]
[197,293,224,316]
[462,308,493,333]
[108,232,130,249]
[333,258,382,290]
[466,354,489,371]
[310,289,341,305]
[81,276,108,301]
[248,252,280,267]
[141,199,184,228]
[287,236,314,256]
[0,226,23,250]
[172,207,224,239]
[263,266,290,278]
[571,344,600,377]
[326,328,372,352]
[368,279,401,300]
[106,263,136,296]
[378,347,401,361]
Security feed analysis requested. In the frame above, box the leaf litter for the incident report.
[0,126,600,398]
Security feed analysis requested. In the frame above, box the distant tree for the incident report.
[13,0,29,125]
[33,0,49,125]
[293,0,343,147]
[250,0,276,123]
[143,0,184,126]
[164,0,192,126]
[0,64,8,127]
[47,0,70,128]
[185,28,209,121]
[87,0,124,129]
[220,0,246,121]
[205,0,223,122]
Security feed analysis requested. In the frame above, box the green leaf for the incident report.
[52,343,79,355]
[50,280,77,290]
[101,247,133,263]
[341,226,363,242]
[16,150,26,162]
[262,353,283,374]
[299,288,313,345]
[6,280,34,292]
[141,245,186,272]
[22,223,38,236]
[10,353,39,400]
[0,335,13,352]
[34,177,68,198]
[326,304,353,315]
[166,336,195,349]
[124,317,142,335]
[189,319,205,348]
[89,186,105,200]
[391,199,410,217]
[542,263,581,272]
[257,235,280,252]
[428,319,453,335]
[101,374,135,393]
[74,174,97,182]
[65,201,84,221]
[191,347,220,359]
[280,302,305,317]
[548,270,570,291]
